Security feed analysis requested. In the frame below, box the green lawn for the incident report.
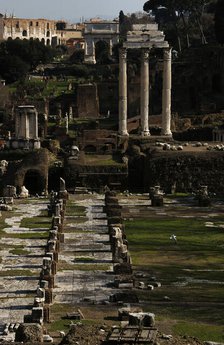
[125,215,224,341]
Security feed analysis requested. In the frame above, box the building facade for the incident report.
[1,16,58,45]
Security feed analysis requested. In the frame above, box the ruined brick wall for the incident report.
[143,151,224,195]
[1,148,50,194]
[77,84,99,118]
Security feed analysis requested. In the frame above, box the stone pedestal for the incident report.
[151,195,164,207]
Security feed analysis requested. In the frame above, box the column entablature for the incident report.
[119,23,172,138]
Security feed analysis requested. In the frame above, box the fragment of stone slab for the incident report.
[129,312,155,327]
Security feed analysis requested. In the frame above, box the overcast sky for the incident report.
[2,0,146,22]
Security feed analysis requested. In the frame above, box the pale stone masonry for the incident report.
[140,49,150,136]
[162,48,172,136]
[119,48,128,136]
[15,105,38,140]
[6,105,41,149]
[1,16,58,45]
[119,24,172,137]
[0,14,84,47]
[84,20,119,64]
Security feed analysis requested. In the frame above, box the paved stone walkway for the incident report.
[54,194,117,305]
[0,194,118,339]
[0,199,49,335]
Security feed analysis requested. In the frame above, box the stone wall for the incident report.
[77,84,99,118]
[3,17,57,45]
[1,148,49,194]
[143,151,224,195]
[65,160,128,191]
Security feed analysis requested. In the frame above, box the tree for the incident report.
[143,0,182,51]
[119,10,132,41]
[0,55,29,83]
[69,49,84,64]
[143,0,213,50]
[0,38,57,83]
[214,0,224,44]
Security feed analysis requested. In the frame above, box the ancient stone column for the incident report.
[84,40,88,56]
[119,48,128,136]
[92,40,96,64]
[140,49,150,136]
[24,113,29,139]
[109,39,113,56]
[34,110,38,139]
[162,47,172,136]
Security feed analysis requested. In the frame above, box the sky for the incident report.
[1,0,146,22]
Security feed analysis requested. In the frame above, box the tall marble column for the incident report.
[92,40,96,64]
[119,47,128,136]
[162,47,172,136]
[140,49,150,136]
[34,110,39,139]
[24,113,29,139]
[109,39,113,56]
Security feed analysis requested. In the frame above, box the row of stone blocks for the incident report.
[23,189,69,326]
[104,191,132,276]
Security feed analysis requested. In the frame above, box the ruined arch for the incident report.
[46,30,50,37]
[41,38,45,44]
[22,30,27,37]
[95,40,110,64]
[84,21,119,64]
[23,169,46,195]
[46,38,50,46]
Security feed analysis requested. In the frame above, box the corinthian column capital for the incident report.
[119,47,127,60]
[163,47,172,61]
[141,49,150,62]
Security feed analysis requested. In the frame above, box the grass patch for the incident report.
[125,214,224,328]
[46,303,75,332]
[173,321,224,342]
[125,218,224,267]
[9,246,29,255]
[9,232,48,239]
[0,269,37,277]
[65,205,86,217]
[46,319,71,332]
[20,215,51,229]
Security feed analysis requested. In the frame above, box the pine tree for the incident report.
[214,0,224,44]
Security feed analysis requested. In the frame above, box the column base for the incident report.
[161,129,172,136]
[141,130,151,137]
[119,131,129,137]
